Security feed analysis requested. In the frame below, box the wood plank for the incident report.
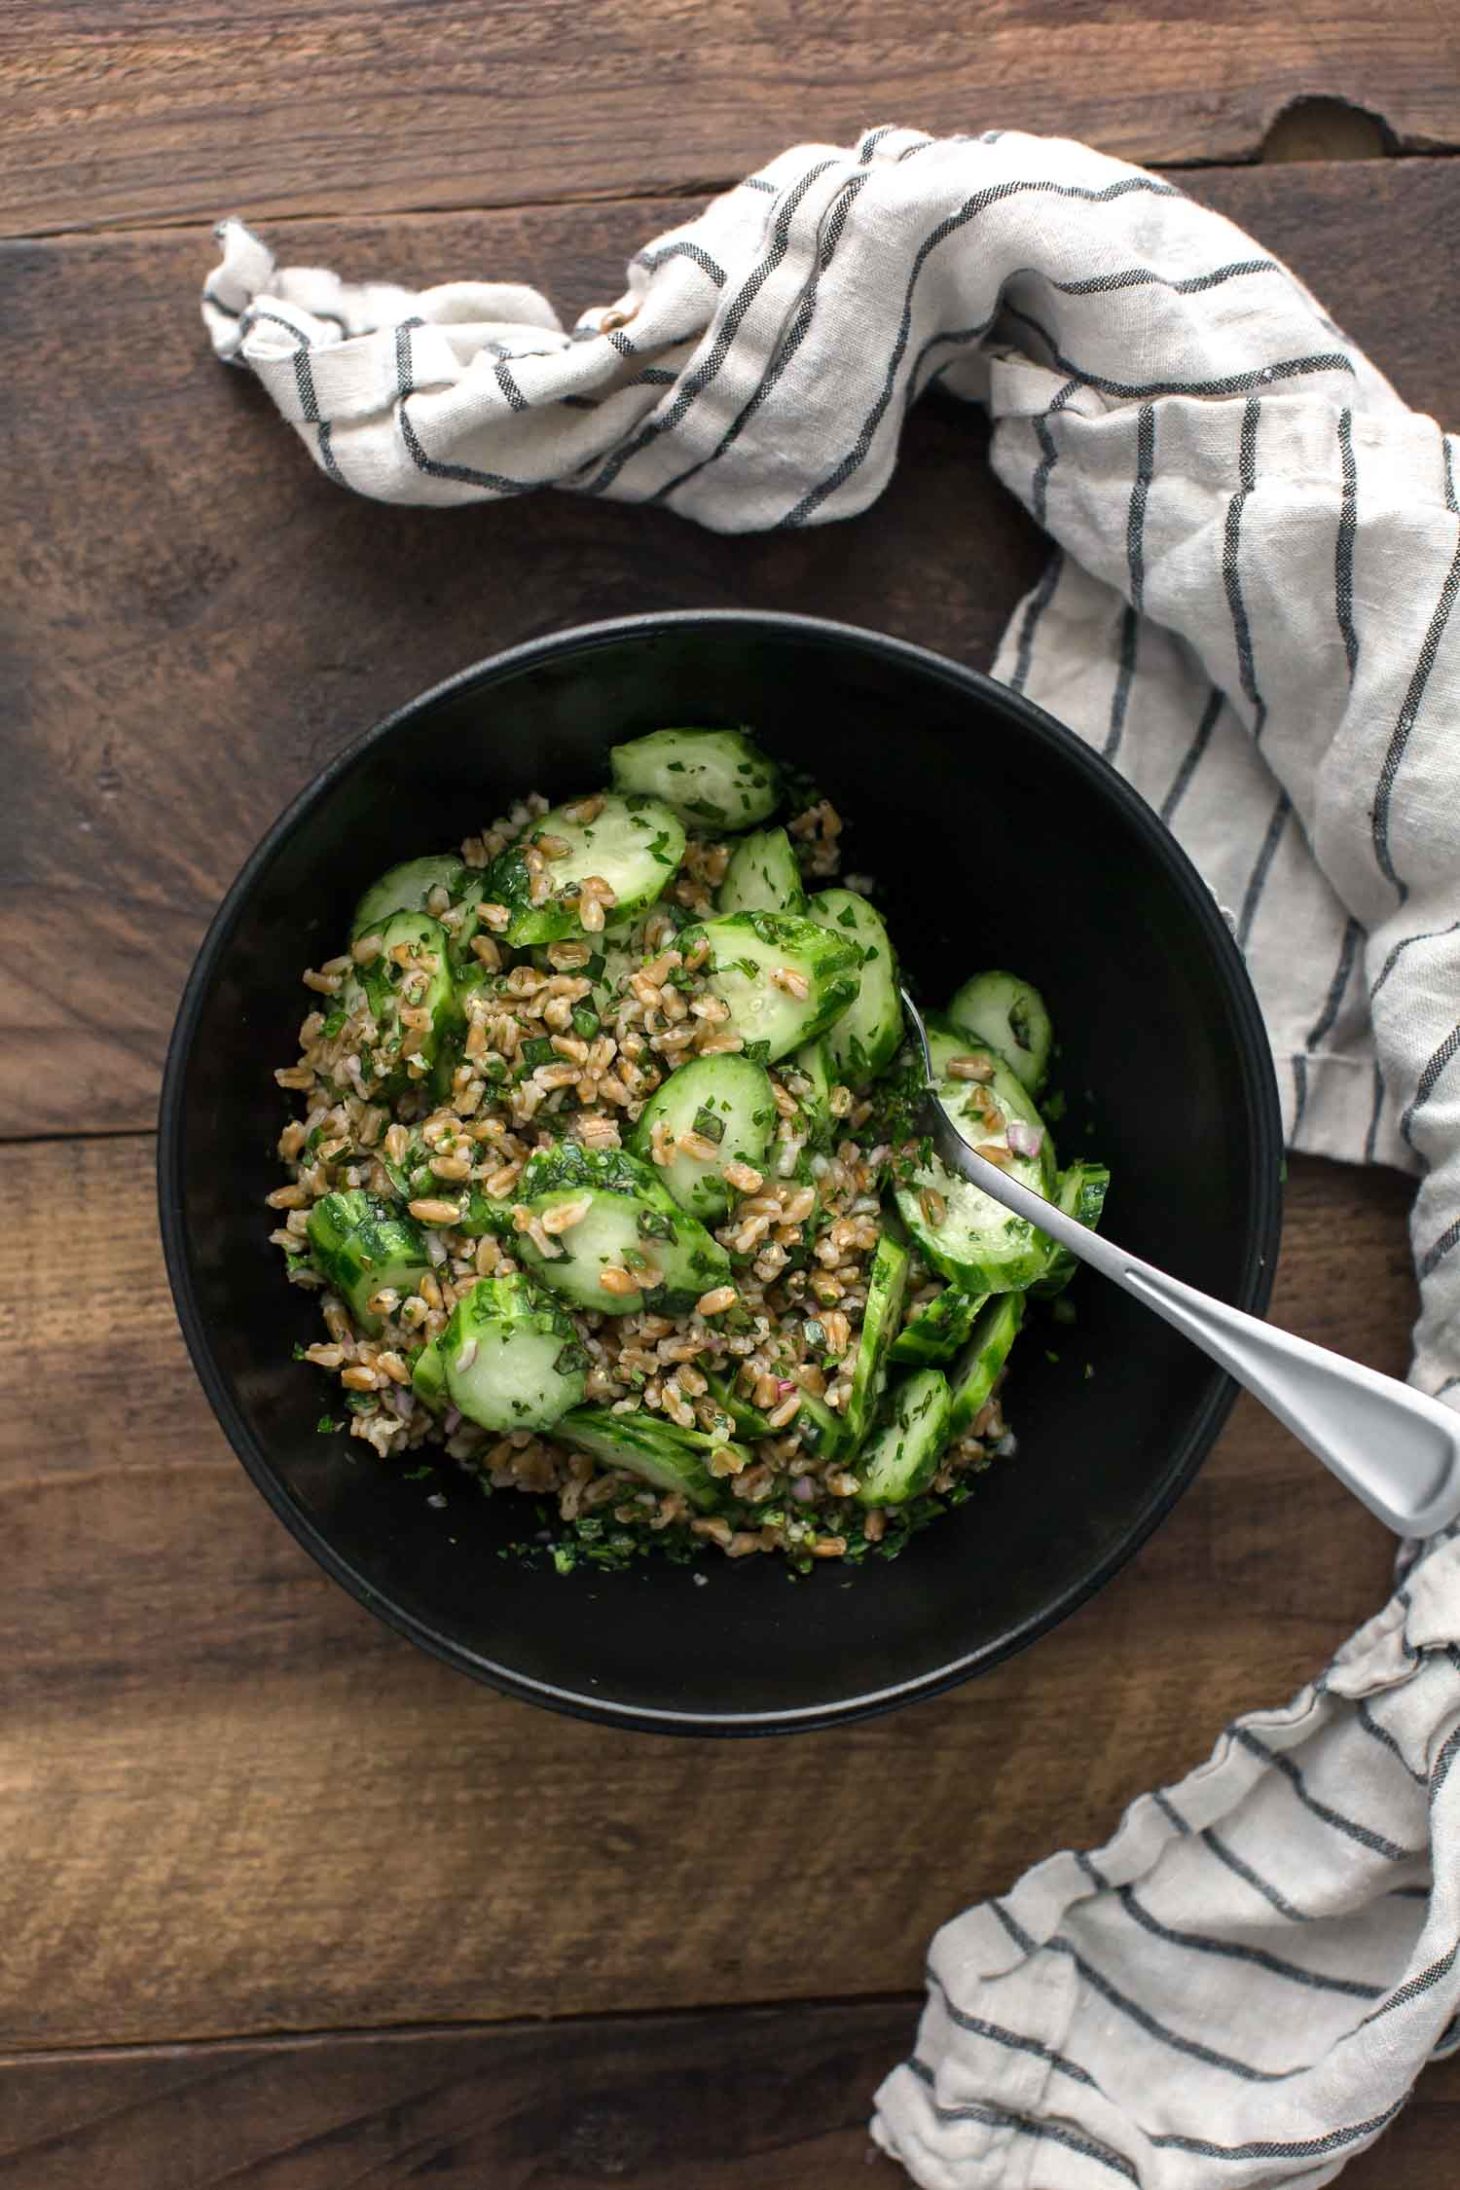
[0,1137,1416,2050]
[1,2006,1455,2188]
[6,157,1458,1140]
[4,1,1459,237]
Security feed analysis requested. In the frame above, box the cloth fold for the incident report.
[204,126,1460,2183]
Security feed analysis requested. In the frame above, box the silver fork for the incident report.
[898,986,1460,1538]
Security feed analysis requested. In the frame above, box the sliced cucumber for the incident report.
[947,971,1053,1093]
[947,1294,1025,1438]
[628,1053,778,1219]
[791,1384,848,1460]
[484,793,686,947]
[558,1406,728,1511]
[781,1039,835,1149]
[357,911,458,1088]
[718,826,807,916]
[682,911,862,1065]
[306,1190,431,1334]
[889,1286,988,1366]
[703,1370,772,1442]
[610,728,778,833]
[515,1144,731,1315]
[351,854,467,941]
[410,1333,449,1415]
[855,1368,954,1507]
[895,1039,1058,1293]
[1031,1162,1111,1298]
[843,1232,910,1450]
[440,1273,586,1433]
[808,889,902,1084]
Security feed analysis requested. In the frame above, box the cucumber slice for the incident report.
[790,1383,848,1460]
[441,1273,586,1433]
[410,1333,449,1415]
[628,1053,778,1219]
[781,1039,835,1149]
[558,1406,729,1511]
[843,1232,911,1450]
[947,1294,1025,1438]
[515,1144,731,1315]
[947,971,1053,1093]
[683,911,862,1065]
[895,1039,1058,1293]
[484,794,686,947]
[351,854,467,941]
[610,728,779,833]
[306,1190,430,1334]
[889,1286,988,1366]
[1031,1162,1111,1298]
[358,911,458,1088]
[808,889,903,1084]
[703,1371,772,1442]
[718,826,808,916]
[855,1368,954,1507]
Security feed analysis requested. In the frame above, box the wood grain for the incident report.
[1,2007,1456,2188]
[5,158,1458,1139]
[0,1137,1414,2051]
[4,1,1459,238]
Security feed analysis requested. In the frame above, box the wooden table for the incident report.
[4,6,1459,2181]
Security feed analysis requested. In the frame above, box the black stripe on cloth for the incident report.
[988,1900,1296,2082]
[895,137,938,162]
[1445,435,1459,516]
[1115,1884,1384,2000]
[202,287,241,319]
[1075,1848,1111,1890]
[859,125,899,161]
[1363,1062,1386,1161]
[1291,1054,1309,1133]
[1336,408,1360,680]
[1430,1717,1460,1793]
[741,175,778,193]
[633,238,727,285]
[1104,610,1140,763]
[781,173,1181,528]
[493,358,528,413]
[906,2058,1139,2182]
[1236,790,1290,949]
[1308,916,1362,1047]
[999,304,1355,403]
[1361,1934,1459,2029]
[926,1970,1100,2088]
[580,157,840,501]
[1149,2096,1406,2162]
[1356,1698,1427,1784]
[1008,553,1064,695]
[631,366,678,386]
[1159,686,1223,827]
[394,320,532,495]
[1438,1375,1460,1397]
[649,172,871,507]
[1102,403,1156,763]
[1151,1788,1191,1835]
[1371,918,1460,1001]
[1031,377,1080,528]
[1400,1023,1460,1151]
[1371,467,1460,897]
[903,309,1001,413]
[1232,1727,1415,1860]
[1419,1214,1460,1280]
[1223,397,1268,739]
[1202,1827,1312,1922]
[292,346,320,424]
[316,421,344,483]
[1049,256,1277,298]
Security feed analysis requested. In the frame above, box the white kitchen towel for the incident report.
[205,126,1460,2183]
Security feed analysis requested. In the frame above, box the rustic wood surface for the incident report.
[3,0,1458,236]
[5,159,1458,1139]
[5,11,1460,2179]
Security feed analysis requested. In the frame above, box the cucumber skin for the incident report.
[783,1039,835,1148]
[889,1286,987,1366]
[947,1294,1025,1439]
[306,1190,430,1333]
[855,1368,954,1507]
[1030,1162,1111,1298]
[627,1053,778,1220]
[807,889,903,1084]
[843,1232,911,1451]
[558,1406,729,1511]
[718,827,808,917]
[351,854,468,941]
[610,728,779,833]
[515,1143,731,1312]
[410,1334,449,1414]
[683,910,864,1064]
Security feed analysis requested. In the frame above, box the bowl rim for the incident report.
[158,607,1284,1736]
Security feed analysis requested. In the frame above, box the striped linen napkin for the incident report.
[205,126,1460,2184]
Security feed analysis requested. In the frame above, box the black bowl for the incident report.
[160,611,1282,1734]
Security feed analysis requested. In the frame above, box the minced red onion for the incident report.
[443,1405,462,1435]
[790,1475,818,1503]
[1006,1120,1044,1159]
